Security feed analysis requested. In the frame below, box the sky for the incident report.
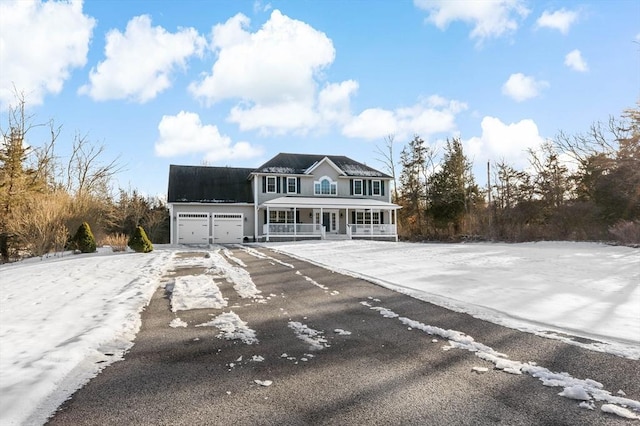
[1,0,639,198]
[1,241,638,424]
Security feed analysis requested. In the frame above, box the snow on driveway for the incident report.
[1,241,639,425]
[268,240,640,359]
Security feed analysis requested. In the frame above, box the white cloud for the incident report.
[189,10,358,135]
[414,0,529,43]
[79,15,205,103]
[191,10,334,106]
[502,73,549,102]
[0,0,95,107]
[564,49,588,72]
[154,111,263,161]
[465,116,545,169]
[536,8,579,34]
[342,96,468,140]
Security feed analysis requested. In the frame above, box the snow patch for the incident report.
[171,275,227,312]
[288,321,329,351]
[196,311,258,345]
[169,318,188,328]
[601,404,640,420]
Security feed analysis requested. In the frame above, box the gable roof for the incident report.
[168,165,253,203]
[253,153,391,178]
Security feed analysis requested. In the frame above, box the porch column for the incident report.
[266,206,270,242]
[369,208,373,237]
[346,208,349,235]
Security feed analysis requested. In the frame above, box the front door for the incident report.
[322,211,337,233]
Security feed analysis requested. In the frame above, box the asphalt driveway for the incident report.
[47,247,639,425]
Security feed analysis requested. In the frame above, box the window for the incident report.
[269,210,294,223]
[353,179,363,196]
[287,177,297,194]
[355,210,380,225]
[266,176,276,193]
[314,176,337,195]
[372,180,381,196]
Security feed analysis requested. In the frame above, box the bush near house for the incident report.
[72,222,97,253]
[128,226,153,253]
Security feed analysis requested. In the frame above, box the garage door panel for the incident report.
[213,213,243,244]
[177,213,209,244]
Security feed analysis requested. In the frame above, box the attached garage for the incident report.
[213,213,244,244]
[177,213,209,244]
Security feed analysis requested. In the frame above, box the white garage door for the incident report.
[177,213,209,244]
[213,213,243,244]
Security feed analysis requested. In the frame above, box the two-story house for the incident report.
[167,153,400,244]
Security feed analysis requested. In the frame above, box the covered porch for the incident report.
[258,197,400,242]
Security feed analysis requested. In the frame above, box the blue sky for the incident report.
[1,0,638,198]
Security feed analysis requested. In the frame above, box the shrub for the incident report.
[102,233,128,252]
[609,220,640,246]
[72,222,97,253]
[128,226,153,253]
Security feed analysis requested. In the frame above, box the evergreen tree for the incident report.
[0,99,47,262]
[128,225,153,253]
[72,222,97,253]
[397,136,432,236]
[426,138,479,234]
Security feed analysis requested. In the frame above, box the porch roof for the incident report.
[260,196,400,210]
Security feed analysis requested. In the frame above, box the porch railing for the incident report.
[348,223,397,236]
[263,223,324,237]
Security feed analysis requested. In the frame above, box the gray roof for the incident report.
[168,153,391,203]
[254,153,391,178]
[167,165,253,203]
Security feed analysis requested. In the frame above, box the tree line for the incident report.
[386,105,639,245]
[0,95,169,263]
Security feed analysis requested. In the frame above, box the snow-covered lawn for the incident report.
[0,241,638,425]
[268,240,640,359]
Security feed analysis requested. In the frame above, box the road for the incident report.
[47,247,639,425]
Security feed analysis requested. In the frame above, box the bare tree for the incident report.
[375,134,399,201]
[64,133,124,197]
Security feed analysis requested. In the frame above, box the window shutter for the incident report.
[368,180,372,196]
[350,180,353,195]
[381,181,385,196]
[276,177,281,193]
[351,211,356,224]
[297,177,301,194]
[263,210,267,223]
[381,212,385,223]
[262,176,266,193]
[296,210,300,223]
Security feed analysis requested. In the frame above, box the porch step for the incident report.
[324,234,351,240]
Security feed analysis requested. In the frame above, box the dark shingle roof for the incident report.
[254,153,390,178]
[168,165,253,203]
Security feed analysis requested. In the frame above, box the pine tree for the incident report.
[397,135,433,236]
[426,138,479,235]
[128,225,153,253]
[72,222,97,253]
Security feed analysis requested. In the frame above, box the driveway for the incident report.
[47,247,639,425]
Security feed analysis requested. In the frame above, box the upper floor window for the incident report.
[287,177,297,194]
[353,179,363,196]
[314,176,337,195]
[372,180,381,196]
[266,176,277,193]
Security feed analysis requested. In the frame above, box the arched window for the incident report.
[314,176,337,195]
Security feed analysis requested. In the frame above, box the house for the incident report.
[167,153,400,244]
